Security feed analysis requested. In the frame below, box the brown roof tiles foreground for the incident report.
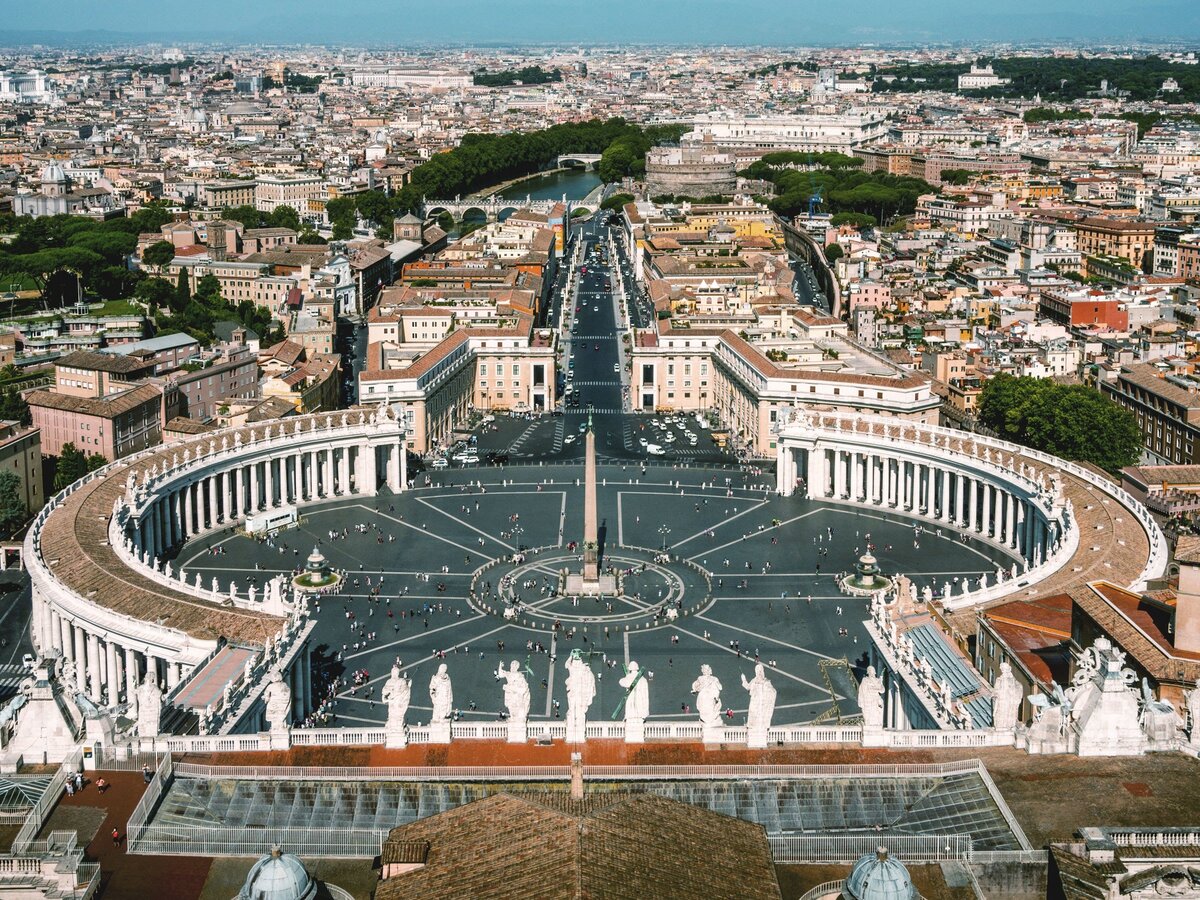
[376,792,782,900]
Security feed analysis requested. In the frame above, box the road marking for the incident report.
[545,632,558,716]
[684,507,821,560]
[668,623,832,693]
[693,613,840,663]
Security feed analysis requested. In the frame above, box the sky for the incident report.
[2,0,1200,46]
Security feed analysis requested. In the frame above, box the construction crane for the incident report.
[807,186,824,219]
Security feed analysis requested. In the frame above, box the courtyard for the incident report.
[177,463,1013,731]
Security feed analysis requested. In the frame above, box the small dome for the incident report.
[40,163,67,184]
[845,847,915,900]
[238,847,315,900]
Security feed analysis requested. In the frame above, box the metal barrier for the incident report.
[10,751,82,854]
[129,823,387,859]
[125,752,174,853]
[797,880,844,900]
[769,832,971,863]
[170,757,992,782]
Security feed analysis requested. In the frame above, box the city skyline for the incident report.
[3,0,1200,46]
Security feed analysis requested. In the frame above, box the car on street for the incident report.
[638,438,648,447]
[578,422,588,433]
[21,654,34,669]
[431,457,449,469]
[613,363,620,372]
[564,434,577,445]
[646,444,665,455]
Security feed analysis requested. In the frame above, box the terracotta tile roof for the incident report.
[376,792,781,900]
[360,331,470,382]
[57,350,151,374]
[1072,581,1200,684]
[27,384,163,418]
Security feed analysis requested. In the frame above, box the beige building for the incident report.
[254,174,324,215]
[631,311,938,457]
[0,421,43,516]
[359,305,556,453]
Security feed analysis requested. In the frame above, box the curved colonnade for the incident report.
[25,409,408,716]
[24,404,1165,742]
[774,410,1166,606]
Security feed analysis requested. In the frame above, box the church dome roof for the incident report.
[844,847,915,900]
[237,847,315,900]
[40,162,67,184]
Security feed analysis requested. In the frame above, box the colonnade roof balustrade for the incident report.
[774,410,1164,616]
[30,408,403,648]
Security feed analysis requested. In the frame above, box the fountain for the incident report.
[839,551,894,596]
[292,546,343,592]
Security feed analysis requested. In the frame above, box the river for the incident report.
[496,168,601,204]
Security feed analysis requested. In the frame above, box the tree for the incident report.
[601,193,634,212]
[86,453,107,472]
[221,205,265,230]
[175,268,191,311]
[267,205,301,231]
[824,243,845,263]
[53,442,89,491]
[0,387,30,426]
[940,169,973,186]
[830,212,877,229]
[134,276,175,313]
[977,374,1141,472]
[297,229,327,245]
[0,470,26,537]
[326,197,358,240]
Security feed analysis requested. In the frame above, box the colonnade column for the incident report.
[86,631,101,702]
[125,647,139,707]
[981,482,992,539]
[105,640,118,703]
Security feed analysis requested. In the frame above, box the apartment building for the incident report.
[1100,363,1200,465]
[254,174,324,215]
[1072,216,1156,271]
[27,383,171,460]
[0,421,43,515]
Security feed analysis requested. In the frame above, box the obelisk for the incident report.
[582,414,599,582]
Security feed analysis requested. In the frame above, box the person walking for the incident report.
[111,827,122,849]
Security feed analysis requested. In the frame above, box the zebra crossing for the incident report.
[506,419,543,456]
[565,407,624,415]
[550,418,565,452]
[568,380,621,387]
[0,664,28,699]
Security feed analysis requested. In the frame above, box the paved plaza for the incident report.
[178,463,1012,731]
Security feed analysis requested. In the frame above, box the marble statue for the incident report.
[263,669,291,733]
[381,664,411,747]
[497,660,530,724]
[741,663,776,747]
[858,665,885,730]
[564,653,596,742]
[992,661,1022,731]
[619,661,650,725]
[921,585,933,604]
[428,663,453,723]
[691,664,723,728]
[136,675,163,737]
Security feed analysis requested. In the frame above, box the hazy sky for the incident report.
[3,0,1199,45]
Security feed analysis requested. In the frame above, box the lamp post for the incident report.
[658,525,671,551]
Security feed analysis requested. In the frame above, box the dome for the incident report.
[844,847,915,900]
[238,847,316,900]
[40,163,67,184]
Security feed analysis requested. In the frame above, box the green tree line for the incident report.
[874,56,1200,102]
[326,118,686,238]
[977,374,1141,473]
[739,155,933,224]
[0,205,174,308]
[473,66,562,87]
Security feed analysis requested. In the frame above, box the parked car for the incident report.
[646,444,666,456]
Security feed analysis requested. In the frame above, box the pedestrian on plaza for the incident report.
[111,828,122,849]
[142,765,152,784]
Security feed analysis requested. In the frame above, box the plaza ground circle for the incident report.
[470,547,714,631]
